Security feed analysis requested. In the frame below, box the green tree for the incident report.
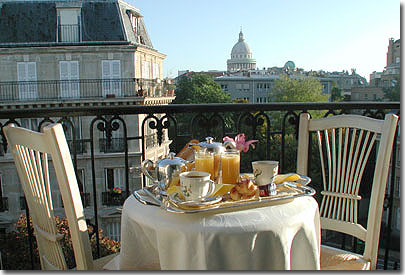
[383,78,400,101]
[173,73,232,104]
[272,74,329,103]
[330,86,345,102]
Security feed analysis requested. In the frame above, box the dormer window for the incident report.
[129,12,138,36]
[57,7,81,42]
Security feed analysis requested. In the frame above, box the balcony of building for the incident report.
[0,78,175,105]
[0,101,399,270]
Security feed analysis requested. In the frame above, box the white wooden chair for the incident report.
[297,113,398,270]
[3,123,119,270]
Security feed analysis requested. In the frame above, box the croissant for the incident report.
[230,178,259,201]
[176,139,199,161]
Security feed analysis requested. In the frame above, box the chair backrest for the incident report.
[3,123,94,270]
[297,113,398,269]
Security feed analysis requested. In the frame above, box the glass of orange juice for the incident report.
[195,150,215,180]
[221,149,240,184]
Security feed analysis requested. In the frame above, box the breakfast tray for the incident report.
[133,176,315,214]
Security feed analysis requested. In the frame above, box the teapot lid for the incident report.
[157,152,188,168]
[197,137,224,151]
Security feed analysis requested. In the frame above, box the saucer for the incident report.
[169,192,222,207]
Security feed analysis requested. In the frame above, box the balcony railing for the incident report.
[0,197,8,212]
[67,139,87,155]
[58,24,81,42]
[0,101,399,269]
[99,138,125,153]
[102,192,124,206]
[0,78,174,102]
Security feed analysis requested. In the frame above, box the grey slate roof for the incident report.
[0,0,154,48]
[0,2,57,43]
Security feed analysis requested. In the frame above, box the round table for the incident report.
[119,195,320,270]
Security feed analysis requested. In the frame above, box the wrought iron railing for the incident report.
[99,138,125,153]
[0,78,173,102]
[58,24,81,42]
[0,197,8,212]
[0,102,399,269]
[101,192,125,206]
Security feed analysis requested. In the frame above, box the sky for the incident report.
[127,0,400,80]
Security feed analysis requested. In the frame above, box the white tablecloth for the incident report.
[119,195,320,270]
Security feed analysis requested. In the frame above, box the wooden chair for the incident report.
[297,113,398,270]
[3,123,118,270]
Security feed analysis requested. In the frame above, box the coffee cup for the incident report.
[252,160,279,186]
[179,171,216,201]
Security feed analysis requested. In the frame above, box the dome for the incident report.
[230,31,252,58]
[284,61,296,70]
[227,29,256,72]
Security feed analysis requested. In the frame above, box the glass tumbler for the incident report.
[195,150,215,180]
[221,149,240,184]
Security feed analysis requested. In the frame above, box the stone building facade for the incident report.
[0,0,173,241]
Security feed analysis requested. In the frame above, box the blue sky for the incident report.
[127,0,400,80]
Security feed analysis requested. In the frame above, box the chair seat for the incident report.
[320,245,371,270]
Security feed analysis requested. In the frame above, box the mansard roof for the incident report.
[0,0,154,49]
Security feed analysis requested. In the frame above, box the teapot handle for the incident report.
[141,159,157,182]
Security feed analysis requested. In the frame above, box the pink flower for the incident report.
[223,133,258,153]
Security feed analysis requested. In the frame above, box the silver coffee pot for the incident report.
[141,152,188,191]
[191,136,236,155]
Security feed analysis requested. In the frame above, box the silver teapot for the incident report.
[141,152,188,191]
[191,136,236,155]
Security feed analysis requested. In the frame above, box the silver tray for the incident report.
[133,176,315,214]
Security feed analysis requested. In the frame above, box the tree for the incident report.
[383,77,400,101]
[330,85,345,102]
[173,73,232,104]
[272,74,329,103]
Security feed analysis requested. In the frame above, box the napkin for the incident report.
[273,173,301,185]
[167,184,235,200]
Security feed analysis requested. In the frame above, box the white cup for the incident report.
[252,160,279,186]
[179,171,216,201]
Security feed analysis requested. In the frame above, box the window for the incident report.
[236,84,242,90]
[152,62,159,79]
[106,221,121,241]
[105,168,124,191]
[102,60,121,97]
[57,9,81,42]
[77,169,86,193]
[0,174,4,199]
[20,118,38,131]
[243,84,249,91]
[142,60,150,79]
[129,12,138,35]
[60,61,80,98]
[17,62,38,100]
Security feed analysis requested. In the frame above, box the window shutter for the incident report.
[27,63,37,81]
[60,61,69,98]
[102,60,111,95]
[111,61,121,96]
[17,63,27,81]
[70,61,80,98]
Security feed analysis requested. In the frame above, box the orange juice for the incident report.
[195,152,215,180]
[221,150,240,184]
[213,153,221,180]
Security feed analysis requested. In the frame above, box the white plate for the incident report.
[169,192,222,207]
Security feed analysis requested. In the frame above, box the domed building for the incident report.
[227,30,256,72]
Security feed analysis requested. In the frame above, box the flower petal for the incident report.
[223,136,234,142]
